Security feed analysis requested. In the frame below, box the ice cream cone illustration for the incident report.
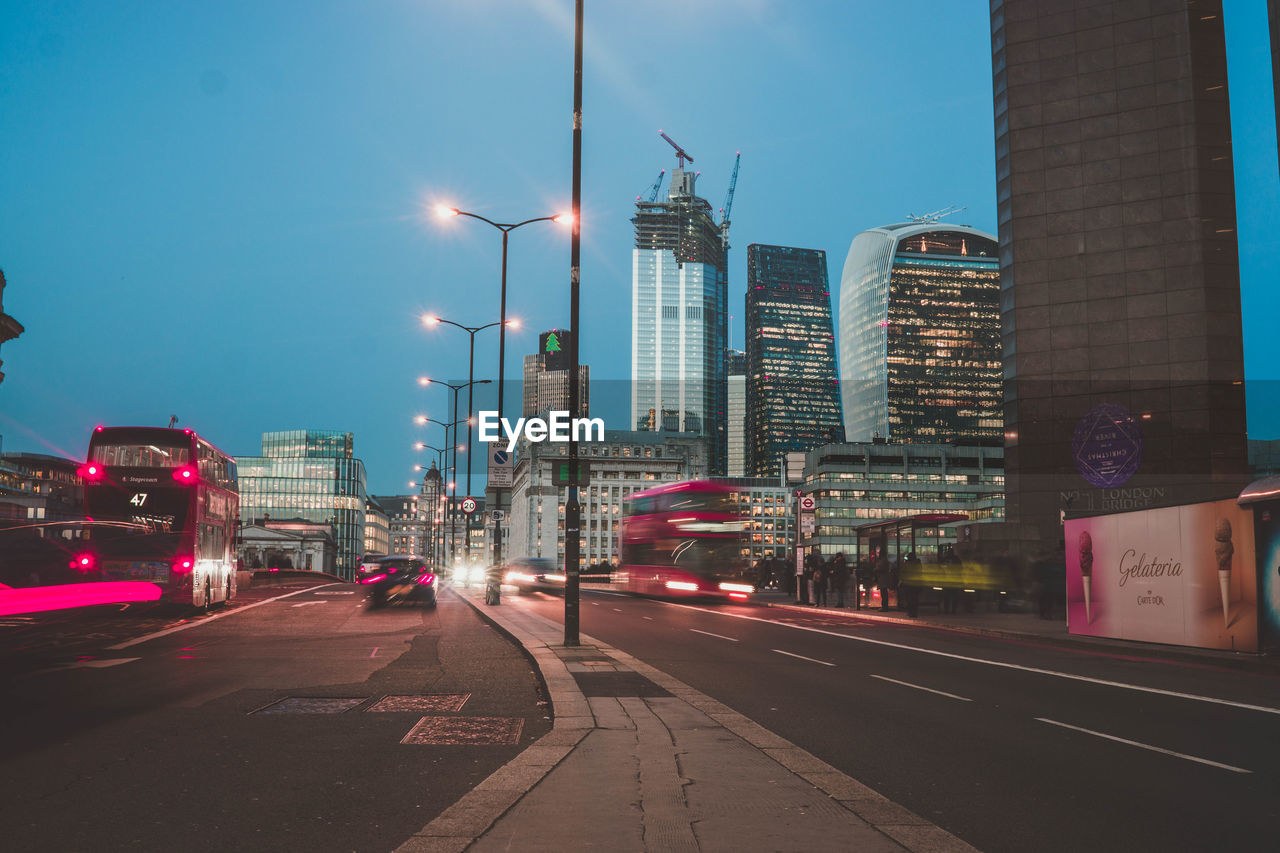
[1078,530,1094,624]
[1213,517,1233,628]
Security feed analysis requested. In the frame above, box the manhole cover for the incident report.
[401,716,524,745]
[252,697,367,715]
[368,694,470,713]
[572,671,670,697]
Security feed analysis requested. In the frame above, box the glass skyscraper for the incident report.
[745,244,844,478]
[839,224,1001,445]
[236,430,367,580]
[631,168,727,473]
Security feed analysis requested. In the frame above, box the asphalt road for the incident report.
[0,582,550,853]
[515,587,1280,853]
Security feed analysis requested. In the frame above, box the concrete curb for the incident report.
[398,586,978,853]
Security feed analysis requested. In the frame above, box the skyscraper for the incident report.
[745,244,844,477]
[631,167,728,473]
[992,0,1248,539]
[523,329,589,419]
[727,350,747,477]
[839,224,1001,445]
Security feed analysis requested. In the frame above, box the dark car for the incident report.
[503,557,564,595]
[359,554,437,608]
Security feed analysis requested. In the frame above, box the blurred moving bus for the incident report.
[614,480,752,600]
[79,426,239,609]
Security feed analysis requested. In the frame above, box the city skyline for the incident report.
[0,1,1276,496]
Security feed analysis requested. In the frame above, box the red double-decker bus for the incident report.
[78,426,240,609]
[614,480,752,600]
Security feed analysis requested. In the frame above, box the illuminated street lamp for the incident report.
[435,205,570,575]
[419,375,491,563]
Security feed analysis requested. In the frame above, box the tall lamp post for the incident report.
[414,424,462,563]
[423,317,512,563]
[419,375,491,564]
[436,206,569,575]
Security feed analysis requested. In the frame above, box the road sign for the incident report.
[800,513,816,536]
[488,448,513,488]
[461,497,478,515]
[490,509,505,522]
[799,496,815,512]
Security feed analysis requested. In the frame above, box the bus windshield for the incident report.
[91,442,190,468]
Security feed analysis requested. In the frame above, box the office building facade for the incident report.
[236,430,367,580]
[746,244,844,477]
[509,431,709,569]
[631,168,728,473]
[523,329,589,419]
[840,224,1001,447]
[992,0,1249,539]
[798,441,1006,559]
[727,350,747,477]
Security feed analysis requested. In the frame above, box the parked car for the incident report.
[504,557,565,595]
[359,554,437,608]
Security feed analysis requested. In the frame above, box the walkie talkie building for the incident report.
[838,223,1002,445]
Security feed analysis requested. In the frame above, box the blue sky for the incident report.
[1,0,1276,497]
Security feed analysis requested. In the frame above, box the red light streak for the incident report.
[0,582,163,617]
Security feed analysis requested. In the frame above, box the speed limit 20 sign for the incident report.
[461,497,478,515]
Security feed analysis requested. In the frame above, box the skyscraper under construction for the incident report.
[631,166,728,474]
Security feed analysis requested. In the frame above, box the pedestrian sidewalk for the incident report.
[395,587,977,853]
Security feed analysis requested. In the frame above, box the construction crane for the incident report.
[906,204,967,224]
[636,169,665,203]
[658,130,694,168]
[720,152,740,229]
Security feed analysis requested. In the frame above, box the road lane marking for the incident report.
[642,616,654,621]
[613,608,624,612]
[292,601,327,608]
[658,602,1280,717]
[871,674,971,702]
[108,584,342,649]
[772,649,835,667]
[56,657,140,670]
[1036,718,1251,774]
[690,628,738,642]
[370,647,379,658]
[316,591,355,595]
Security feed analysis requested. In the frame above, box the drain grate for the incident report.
[252,697,367,715]
[368,694,470,713]
[401,716,525,745]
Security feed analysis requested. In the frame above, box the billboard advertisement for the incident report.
[1064,499,1258,651]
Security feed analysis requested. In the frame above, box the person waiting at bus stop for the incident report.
[830,552,850,607]
[875,549,893,611]
[803,546,824,605]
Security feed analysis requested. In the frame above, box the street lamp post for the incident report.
[419,375,491,565]
[436,206,568,576]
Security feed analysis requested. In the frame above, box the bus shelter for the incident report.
[851,513,968,567]
[851,514,1015,614]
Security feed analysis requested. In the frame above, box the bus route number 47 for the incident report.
[130,493,148,507]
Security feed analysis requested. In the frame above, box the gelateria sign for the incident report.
[1064,498,1258,651]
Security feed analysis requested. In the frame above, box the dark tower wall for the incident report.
[991,0,1249,540]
